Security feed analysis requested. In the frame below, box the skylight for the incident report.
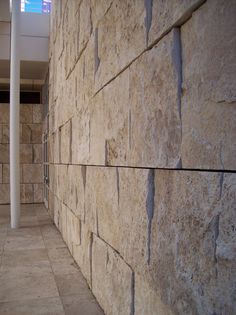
[21,0,51,13]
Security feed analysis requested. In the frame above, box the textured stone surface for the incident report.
[20,184,34,204]
[33,183,43,203]
[73,222,92,287]
[181,0,236,170]
[20,144,33,164]
[148,170,236,314]
[0,104,9,123]
[20,104,32,123]
[22,164,43,184]
[94,0,146,92]
[60,120,71,164]
[148,0,205,46]
[128,28,181,167]
[33,144,42,163]
[33,104,43,123]
[135,273,174,315]
[92,235,133,315]
[0,144,9,163]
[0,184,10,204]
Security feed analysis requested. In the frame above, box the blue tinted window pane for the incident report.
[21,0,51,13]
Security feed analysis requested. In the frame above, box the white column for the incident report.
[10,0,21,229]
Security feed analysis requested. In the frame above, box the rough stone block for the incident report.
[20,124,32,144]
[73,222,92,287]
[60,120,71,164]
[94,0,146,91]
[0,144,9,163]
[33,144,42,163]
[20,104,32,123]
[148,0,205,46]
[32,104,43,123]
[66,208,81,254]
[1,125,9,143]
[102,70,129,166]
[148,170,236,314]
[135,273,173,315]
[0,104,9,124]
[34,183,44,203]
[20,144,33,164]
[2,164,9,183]
[0,184,10,204]
[71,110,90,165]
[30,124,42,144]
[87,166,149,272]
[20,184,34,203]
[22,164,43,183]
[181,0,236,170]
[92,235,133,315]
[128,29,182,167]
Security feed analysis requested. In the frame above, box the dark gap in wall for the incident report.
[0,90,41,104]
[51,162,235,174]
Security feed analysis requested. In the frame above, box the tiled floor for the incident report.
[0,204,104,315]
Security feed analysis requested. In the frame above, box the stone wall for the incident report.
[46,0,236,314]
[0,103,43,204]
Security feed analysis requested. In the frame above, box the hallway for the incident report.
[0,204,104,315]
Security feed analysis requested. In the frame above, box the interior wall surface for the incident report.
[0,103,43,204]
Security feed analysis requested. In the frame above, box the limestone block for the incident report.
[91,0,113,29]
[77,0,92,60]
[148,170,236,314]
[92,235,133,315]
[60,120,71,164]
[0,104,9,124]
[73,222,92,287]
[34,183,44,203]
[88,166,149,272]
[32,104,43,123]
[102,70,129,166]
[71,109,90,165]
[20,144,33,164]
[53,194,61,229]
[0,125,2,143]
[20,104,32,123]
[22,164,43,183]
[0,184,10,204]
[135,273,174,315]
[66,208,81,254]
[2,164,9,183]
[48,135,54,163]
[30,124,42,144]
[56,165,67,202]
[20,184,34,203]
[94,0,146,92]
[53,130,60,163]
[48,189,54,219]
[85,167,117,235]
[0,144,9,163]
[128,29,182,167]
[61,203,68,244]
[216,174,236,262]
[2,125,9,143]
[148,0,205,46]
[88,94,106,165]
[21,124,32,143]
[181,0,236,170]
[33,144,42,163]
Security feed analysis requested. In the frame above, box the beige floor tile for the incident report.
[62,294,104,315]
[2,248,48,267]
[54,272,89,297]
[0,297,65,315]
[0,271,59,302]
